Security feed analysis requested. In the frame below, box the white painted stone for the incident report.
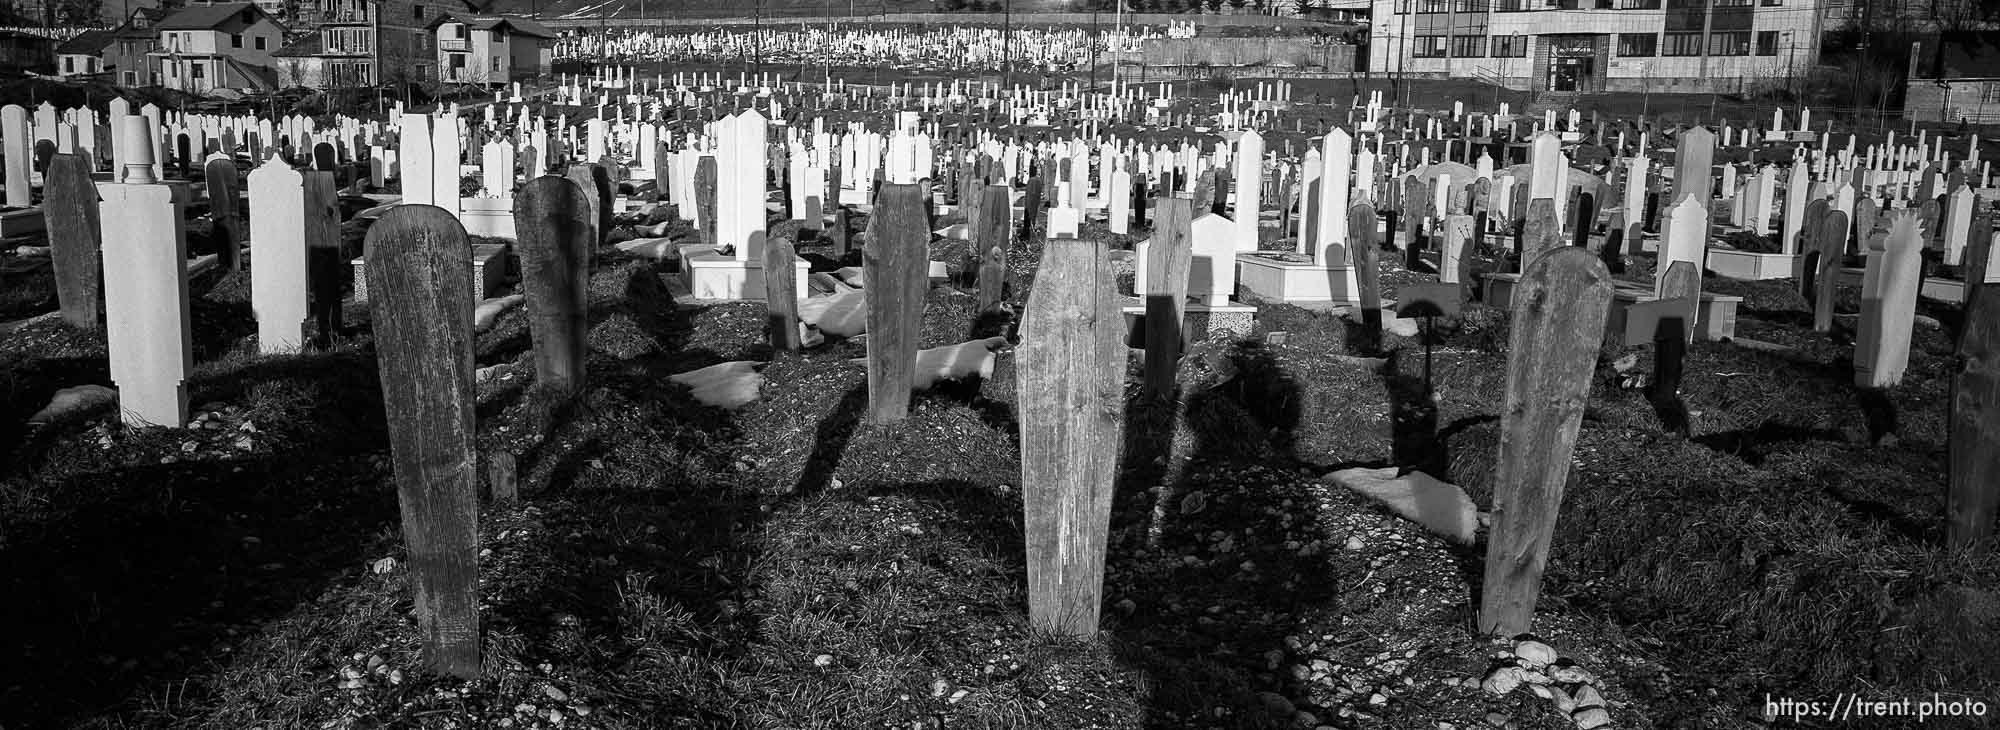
[1188,213,1235,307]
[397,113,434,206]
[99,169,191,426]
[1658,196,1709,299]
[430,114,461,220]
[715,110,769,262]
[247,158,312,354]
[1,105,28,206]
[1233,130,1264,252]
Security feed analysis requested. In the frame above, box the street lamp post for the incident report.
[1784,30,1796,99]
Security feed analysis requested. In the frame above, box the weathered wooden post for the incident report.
[1810,209,1849,333]
[564,162,610,258]
[1144,197,1194,402]
[304,170,343,342]
[364,205,481,678]
[1600,211,1626,275]
[1949,229,2000,547]
[975,184,1012,311]
[1571,192,1597,249]
[766,236,801,350]
[514,176,592,395]
[864,183,929,424]
[1352,201,1383,352]
[1631,260,1698,436]
[1019,174,1044,243]
[206,156,242,272]
[42,153,102,330]
[1523,198,1562,258]
[1479,247,1615,636]
[1018,231,1125,638]
[694,156,718,248]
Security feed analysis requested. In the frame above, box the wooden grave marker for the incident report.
[1018,234,1124,638]
[514,176,593,395]
[364,205,481,678]
[1479,247,1615,636]
[864,184,930,424]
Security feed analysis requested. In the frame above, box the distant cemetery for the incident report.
[0,54,1993,727]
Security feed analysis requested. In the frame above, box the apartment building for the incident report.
[1367,0,1825,94]
[272,0,478,88]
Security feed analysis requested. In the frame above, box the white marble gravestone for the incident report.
[247,157,312,354]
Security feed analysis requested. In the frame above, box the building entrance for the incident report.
[1550,57,1591,91]
[1544,35,1602,92]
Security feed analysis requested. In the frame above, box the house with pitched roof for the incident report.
[430,13,555,85]
[149,2,287,93]
[106,7,170,87]
[276,0,479,89]
[55,29,114,78]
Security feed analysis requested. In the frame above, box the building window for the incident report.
[414,4,425,19]
[1416,0,1446,12]
[1620,0,1661,7]
[1412,35,1447,58]
[491,57,501,72]
[1491,35,1528,57]
[62,57,72,73]
[1618,33,1656,57]
[1760,0,1780,4]
[1756,30,1779,56]
[191,63,204,79]
[1708,31,1751,56]
[1983,82,2000,104]
[1452,35,1486,57]
[255,36,266,50]
[1664,0,1706,30]
[1663,31,1703,56]
[1497,0,1527,10]
[232,33,242,48]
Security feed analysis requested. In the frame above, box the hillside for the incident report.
[477,0,1081,22]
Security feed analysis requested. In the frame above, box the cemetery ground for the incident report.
[0,154,1995,729]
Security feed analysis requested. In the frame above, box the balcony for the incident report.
[440,38,467,51]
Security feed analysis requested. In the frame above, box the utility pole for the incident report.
[1855,0,1871,114]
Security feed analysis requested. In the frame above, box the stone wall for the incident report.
[1135,37,1357,72]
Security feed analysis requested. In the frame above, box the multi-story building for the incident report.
[107,7,169,87]
[148,2,285,93]
[277,0,477,88]
[431,13,555,85]
[1367,0,1825,94]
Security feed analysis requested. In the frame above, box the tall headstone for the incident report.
[247,158,312,353]
[1233,130,1264,252]
[43,154,102,330]
[1,104,30,207]
[1671,127,1716,206]
[100,118,192,427]
[716,111,770,262]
